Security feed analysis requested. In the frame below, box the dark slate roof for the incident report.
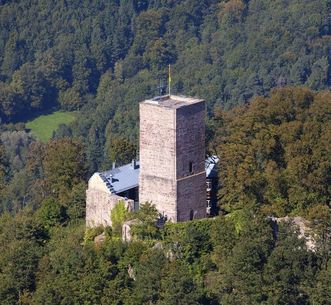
[205,155,219,178]
[99,161,140,194]
[99,157,219,194]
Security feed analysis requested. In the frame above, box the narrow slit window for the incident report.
[190,210,194,220]
[189,162,193,174]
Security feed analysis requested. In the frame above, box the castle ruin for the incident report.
[86,95,218,228]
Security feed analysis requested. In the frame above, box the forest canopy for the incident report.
[1,0,330,171]
[212,87,331,217]
[0,0,330,119]
[0,1,330,304]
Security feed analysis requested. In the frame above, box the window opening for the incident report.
[189,209,194,220]
[189,161,193,174]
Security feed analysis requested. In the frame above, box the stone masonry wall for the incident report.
[86,189,133,228]
[176,102,206,220]
[177,172,206,221]
[139,98,206,222]
[139,102,178,221]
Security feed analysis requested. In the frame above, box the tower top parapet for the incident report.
[142,94,204,109]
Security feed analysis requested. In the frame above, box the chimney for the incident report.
[112,162,116,169]
[131,159,137,169]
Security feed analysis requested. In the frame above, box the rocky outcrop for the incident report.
[269,216,317,251]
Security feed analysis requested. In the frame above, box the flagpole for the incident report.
[168,64,171,96]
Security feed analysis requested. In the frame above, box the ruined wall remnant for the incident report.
[86,173,134,228]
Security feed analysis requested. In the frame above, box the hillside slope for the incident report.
[0,0,330,122]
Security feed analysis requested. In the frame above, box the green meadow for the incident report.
[26,111,77,142]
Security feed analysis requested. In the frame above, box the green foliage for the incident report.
[162,218,213,279]
[131,202,160,240]
[0,0,329,172]
[306,204,331,268]
[35,197,67,230]
[84,226,105,244]
[310,259,331,305]
[158,260,200,305]
[144,38,177,77]
[0,1,329,303]
[0,142,9,193]
[226,208,251,234]
[0,210,328,304]
[213,87,331,216]
[110,200,129,237]
[64,182,87,221]
[134,202,159,223]
[0,211,45,304]
[0,238,41,304]
[104,136,136,167]
[26,111,77,142]
[210,216,238,260]
[0,130,33,174]
[0,210,47,245]
[131,249,166,304]
[262,224,315,305]
[207,216,274,304]
[43,138,87,197]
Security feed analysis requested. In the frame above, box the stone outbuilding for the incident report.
[86,161,139,227]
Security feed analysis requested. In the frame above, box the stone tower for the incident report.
[139,95,206,222]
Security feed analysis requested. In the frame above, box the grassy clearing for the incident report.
[26,111,77,142]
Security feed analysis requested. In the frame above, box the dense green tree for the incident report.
[0,0,329,126]
[35,197,67,230]
[0,81,21,120]
[1,30,26,77]
[208,216,274,305]
[131,202,160,240]
[213,87,331,216]
[144,38,177,76]
[262,224,315,305]
[0,211,45,304]
[0,130,33,173]
[0,169,34,213]
[0,239,41,304]
[42,138,86,197]
[306,204,331,268]
[104,136,137,167]
[111,200,129,237]
[131,249,166,304]
[64,181,86,221]
[58,87,83,111]
[0,1,330,303]
[310,259,331,305]
[0,142,8,192]
[158,261,201,305]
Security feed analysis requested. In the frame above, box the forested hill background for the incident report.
[1,0,330,172]
[1,0,330,119]
[0,1,331,304]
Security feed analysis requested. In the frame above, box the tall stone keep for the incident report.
[139,95,206,222]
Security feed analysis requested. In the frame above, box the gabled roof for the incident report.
[98,161,140,194]
[97,157,219,194]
